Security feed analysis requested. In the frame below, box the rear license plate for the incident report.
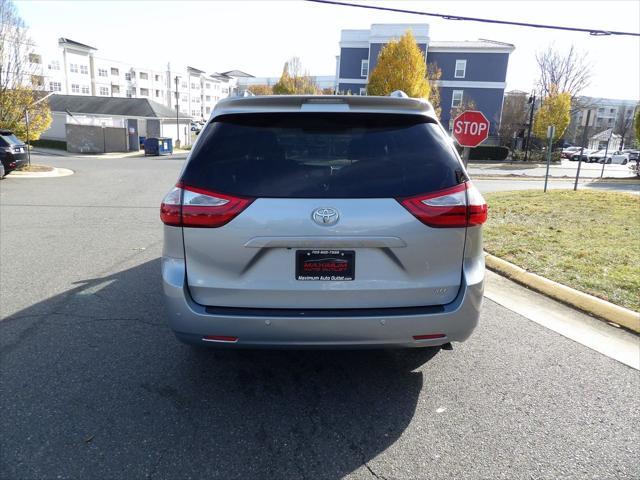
[296,250,355,281]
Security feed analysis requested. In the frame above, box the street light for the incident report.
[174,76,181,148]
[25,91,56,167]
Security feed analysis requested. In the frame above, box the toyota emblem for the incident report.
[312,207,339,226]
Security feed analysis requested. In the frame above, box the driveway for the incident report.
[1,155,638,479]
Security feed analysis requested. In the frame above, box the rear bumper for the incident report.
[162,256,484,349]
[1,152,28,171]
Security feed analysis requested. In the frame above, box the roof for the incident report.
[187,66,206,74]
[48,95,190,120]
[428,40,515,52]
[591,128,621,140]
[221,70,254,78]
[212,95,436,119]
[58,38,97,50]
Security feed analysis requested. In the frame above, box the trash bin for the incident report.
[139,136,146,150]
[144,137,173,156]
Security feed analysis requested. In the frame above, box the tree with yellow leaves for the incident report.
[533,86,571,142]
[367,31,430,99]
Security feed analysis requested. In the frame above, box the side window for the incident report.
[455,60,467,79]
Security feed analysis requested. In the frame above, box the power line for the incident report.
[305,0,640,37]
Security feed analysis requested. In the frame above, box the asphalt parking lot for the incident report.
[1,155,638,479]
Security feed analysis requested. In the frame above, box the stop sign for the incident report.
[452,110,490,147]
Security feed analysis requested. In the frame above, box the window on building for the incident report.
[98,69,108,77]
[155,90,160,97]
[81,85,90,94]
[597,107,604,113]
[451,90,464,108]
[29,53,42,64]
[359,88,367,96]
[31,75,44,87]
[99,87,109,96]
[71,84,80,93]
[455,60,467,79]
[48,60,60,70]
[191,82,200,90]
[49,82,61,92]
[80,65,89,75]
[192,109,198,116]
[70,64,78,73]
[126,89,134,98]
[206,107,211,114]
[140,72,148,80]
[361,59,369,77]
[205,95,211,102]
[206,83,211,89]
[181,81,188,89]
[125,72,131,81]
[181,94,188,101]
[140,88,149,96]
[155,74,160,82]
[111,67,119,76]
[112,85,120,94]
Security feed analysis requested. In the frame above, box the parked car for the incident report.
[0,130,28,173]
[160,94,487,349]
[569,149,594,162]
[0,162,5,179]
[621,149,639,162]
[594,151,630,164]
[561,146,580,159]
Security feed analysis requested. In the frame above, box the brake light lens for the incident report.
[398,182,487,228]
[160,184,254,228]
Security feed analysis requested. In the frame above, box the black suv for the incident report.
[0,130,28,173]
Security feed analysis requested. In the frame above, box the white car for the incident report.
[592,150,630,165]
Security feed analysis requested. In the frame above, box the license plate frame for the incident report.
[295,249,355,281]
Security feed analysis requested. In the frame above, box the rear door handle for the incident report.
[244,236,407,248]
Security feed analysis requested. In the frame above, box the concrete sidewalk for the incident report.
[468,160,637,179]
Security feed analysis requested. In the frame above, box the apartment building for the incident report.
[335,24,515,134]
[567,97,638,144]
[25,38,238,120]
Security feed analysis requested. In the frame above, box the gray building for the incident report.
[42,95,191,151]
[335,24,515,135]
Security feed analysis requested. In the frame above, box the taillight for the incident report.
[397,182,487,228]
[160,184,254,228]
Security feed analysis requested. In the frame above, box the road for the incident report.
[1,154,638,479]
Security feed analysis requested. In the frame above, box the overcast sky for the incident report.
[15,0,640,100]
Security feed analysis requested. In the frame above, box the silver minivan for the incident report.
[161,95,486,348]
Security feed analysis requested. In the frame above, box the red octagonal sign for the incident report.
[452,110,490,148]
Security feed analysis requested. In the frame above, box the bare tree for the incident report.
[498,92,529,147]
[614,104,638,150]
[536,45,591,110]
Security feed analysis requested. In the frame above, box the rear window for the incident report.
[181,113,464,198]
[0,133,22,146]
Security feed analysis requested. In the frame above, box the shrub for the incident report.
[30,139,67,150]
[456,145,510,161]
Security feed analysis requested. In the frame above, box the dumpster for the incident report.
[144,137,173,156]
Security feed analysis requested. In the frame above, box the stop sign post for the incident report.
[452,110,490,166]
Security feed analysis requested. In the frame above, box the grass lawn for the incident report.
[483,190,640,312]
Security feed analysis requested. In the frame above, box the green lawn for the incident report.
[483,190,640,312]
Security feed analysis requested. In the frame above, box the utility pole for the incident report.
[523,93,536,162]
[24,91,55,166]
[574,109,592,191]
[174,76,180,148]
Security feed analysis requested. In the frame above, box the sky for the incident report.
[14,0,640,100]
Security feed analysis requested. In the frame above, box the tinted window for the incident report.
[0,133,22,146]
[181,113,463,198]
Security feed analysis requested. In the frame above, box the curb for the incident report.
[484,254,640,333]
[6,167,74,178]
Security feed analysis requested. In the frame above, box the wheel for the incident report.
[607,158,612,164]
[622,159,628,165]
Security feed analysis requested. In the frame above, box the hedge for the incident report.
[456,145,510,161]
[30,139,67,150]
